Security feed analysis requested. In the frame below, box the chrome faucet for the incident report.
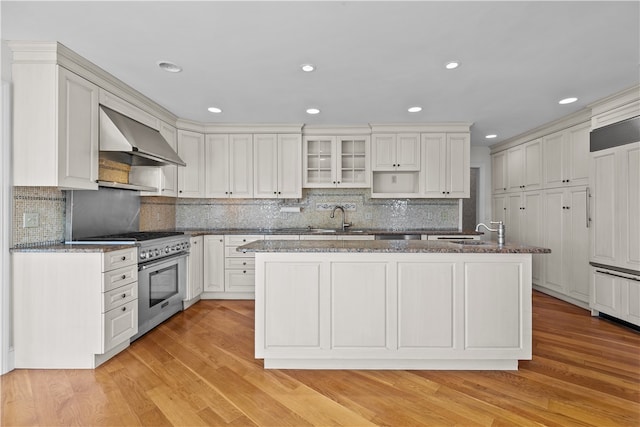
[330,205,351,231]
[475,221,506,245]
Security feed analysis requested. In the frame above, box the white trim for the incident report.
[1,80,14,374]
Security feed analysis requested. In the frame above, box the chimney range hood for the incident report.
[99,105,186,166]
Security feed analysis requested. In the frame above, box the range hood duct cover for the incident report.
[99,106,186,166]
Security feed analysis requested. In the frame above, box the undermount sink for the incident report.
[449,240,489,245]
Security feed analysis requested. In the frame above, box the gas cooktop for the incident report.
[68,231,185,244]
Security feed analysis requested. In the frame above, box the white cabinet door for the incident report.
[303,136,336,187]
[506,193,523,244]
[590,148,618,266]
[491,151,507,193]
[523,138,543,191]
[57,67,100,190]
[203,235,225,293]
[158,121,178,197]
[566,122,590,187]
[506,145,524,192]
[446,133,470,198]
[277,134,302,198]
[522,191,544,285]
[371,134,396,171]
[422,133,445,197]
[205,134,230,197]
[254,134,279,198]
[542,188,565,293]
[336,136,369,188]
[229,134,254,198]
[492,194,507,225]
[396,134,420,171]
[178,130,206,198]
[565,187,590,303]
[186,236,204,301]
[543,131,566,189]
[619,143,640,271]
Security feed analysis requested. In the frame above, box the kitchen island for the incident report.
[240,239,550,370]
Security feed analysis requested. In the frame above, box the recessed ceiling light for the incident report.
[157,61,182,73]
[559,97,578,105]
[306,108,320,115]
[485,134,498,139]
[301,64,315,72]
[408,106,422,113]
[207,107,222,113]
[445,61,460,70]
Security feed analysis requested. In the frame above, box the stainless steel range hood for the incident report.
[99,105,186,166]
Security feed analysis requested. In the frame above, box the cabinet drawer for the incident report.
[225,257,255,269]
[225,270,255,293]
[103,264,138,292]
[103,247,137,271]
[226,246,257,258]
[103,300,137,352]
[103,281,138,313]
[225,235,263,246]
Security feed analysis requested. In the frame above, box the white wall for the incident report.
[1,39,14,374]
[470,145,492,227]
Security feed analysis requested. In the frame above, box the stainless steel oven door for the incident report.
[133,252,187,341]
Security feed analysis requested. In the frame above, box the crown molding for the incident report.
[369,123,472,133]
[302,125,372,135]
[490,109,591,154]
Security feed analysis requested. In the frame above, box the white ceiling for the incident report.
[2,1,639,146]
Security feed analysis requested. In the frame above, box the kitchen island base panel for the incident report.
[263,358,519,370]
[255,252,532,370]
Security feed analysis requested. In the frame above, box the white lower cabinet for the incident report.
[255,252,531,370]
[540,186,590,305]
[591,267,640,326]
[203,235,225,293]
[185,235,204,308]
[12,248,138,368]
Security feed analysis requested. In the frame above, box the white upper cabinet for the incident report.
[422,133,470,198]
[543,122,590,188]
[505,138,542,192]
[372,133,420,171]
[492,151,507,193]
[303,135,369,188]
[205,134,254,198]
[177,130,206,198]
[12,63,99,189]
[254,134,302,198]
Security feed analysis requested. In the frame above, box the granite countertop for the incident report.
[11,243,138,253]
[238,239,551,254]
[180,228,482,237]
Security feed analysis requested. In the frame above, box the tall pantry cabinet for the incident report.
[491,119,591,307]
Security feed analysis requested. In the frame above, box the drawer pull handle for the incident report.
[121,294,127,299]
[243,270,247,274]
[121,307,126,312]
[243,262,247,265]
[121,275,126,280]
[121,256,126,261]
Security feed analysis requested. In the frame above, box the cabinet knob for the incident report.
[243,262,247,265]
[122,307,126,312]
[121,256,126,261]
[179,190,183,193]
[274,191,277,194]
[243,270,247,274]
[225,191,228,194]
[397,164,400,167]
[121,294,127,299]
[278,191,281,194]
[503,187,507,191]
[121,275,126,280]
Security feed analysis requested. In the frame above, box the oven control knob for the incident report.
[140,251,146,260]
[165,246,170,253]
[155,249,160,256]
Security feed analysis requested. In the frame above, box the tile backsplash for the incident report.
[12,187,460,247]
[175,189,460,230]
[12,187,66,246]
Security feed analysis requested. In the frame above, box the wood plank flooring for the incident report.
[2,291,639,426]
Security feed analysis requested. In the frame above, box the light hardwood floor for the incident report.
[2,291,639,426]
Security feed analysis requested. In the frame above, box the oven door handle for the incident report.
[139,252,188,271]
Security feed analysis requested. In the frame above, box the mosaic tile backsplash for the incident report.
[12,187,460,247]
[12,187,66,246]
[175,189,460,231]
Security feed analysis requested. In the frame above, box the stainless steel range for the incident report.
[65,188,190,341]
